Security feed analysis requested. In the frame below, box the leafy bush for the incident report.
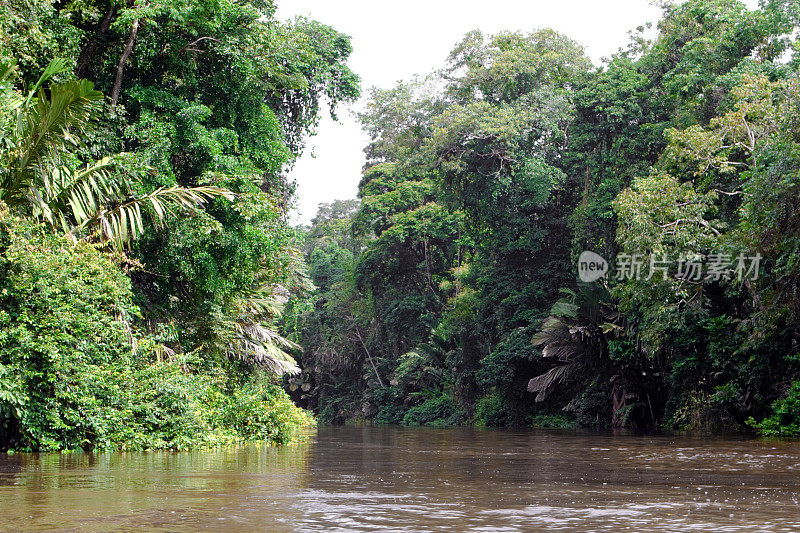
[473,392,507,427]
[402,393,464,427]
[529,413,577,429]
[572,379,613,429]
[207,377,315,445]
[0,362,25,437]
[370,385,408,425]
[374,403,408,425]
[0,208,137,450]
[0,207,314,451]
[748,381,800,438]
[98,361,315,450]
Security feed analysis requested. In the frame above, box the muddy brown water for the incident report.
[1,426,799,532]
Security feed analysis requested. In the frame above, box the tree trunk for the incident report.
[355,328,384,387]
[110,18,140,108]
[76,6,116,78]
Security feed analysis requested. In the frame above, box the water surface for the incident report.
[1,426,799,531]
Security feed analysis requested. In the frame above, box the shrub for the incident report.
[529,413,577,429]
[104,362,315,450]
[0,207,314,451]
[371,386,407,425]
[473,392,507,427]
[0,208,136,450]
[374,403,407,425]
[402,393,464,427]
[210,376,316,444]
[748,381,800,438]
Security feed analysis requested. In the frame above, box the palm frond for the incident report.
[527,364,572,401]
[542,342,581,361]
[23,58,71,106]
[0,62,23,119]
[32,155,122,230]
[9,80,103,199]
[83,185,233,249]
[529,284,622,402]
[228,322,301,375]
[0,61,17,84]
[241,284,290,317]
[549,300,578,318]
[210,282,302,375]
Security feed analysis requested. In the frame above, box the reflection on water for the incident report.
[1,427,799,532]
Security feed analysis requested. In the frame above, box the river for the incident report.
[1,426,799,532]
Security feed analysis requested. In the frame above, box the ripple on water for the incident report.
[1,427,800,532]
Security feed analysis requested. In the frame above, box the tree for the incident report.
[0,0,360,449]
[0,60,230,248]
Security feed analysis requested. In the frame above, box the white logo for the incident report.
[578,251,608,282]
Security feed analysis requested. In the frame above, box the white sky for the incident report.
[276,0,755,224]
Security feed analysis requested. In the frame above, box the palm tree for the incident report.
[527,285,621,402]
[0,59,232,248]
[0,59,308,376]
[217,282,303,376]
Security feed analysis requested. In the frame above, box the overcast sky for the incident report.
[275,0,751,224]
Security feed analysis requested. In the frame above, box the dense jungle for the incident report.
[2,0,800,452]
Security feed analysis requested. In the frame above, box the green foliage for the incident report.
[5,0,800,444]
[373,403,408,426]
[401,393,464,427]
[199,374,315,446]
[294,0,800,436]
[0,0,357,450]
[0,60,230,249]
[0,362,26,431]
[529,413,577,429]
[101,0,359,373]
[0,206,312,451]
[749,381,800,438]
[473,392,507,427]
[0,0,82,82]
[0,206,135,450]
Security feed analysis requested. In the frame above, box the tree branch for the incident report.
[354,327,384,387]
[110,18,140,109]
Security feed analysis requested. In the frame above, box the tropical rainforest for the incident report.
[1,0,800,452]
[0,0,356,451]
